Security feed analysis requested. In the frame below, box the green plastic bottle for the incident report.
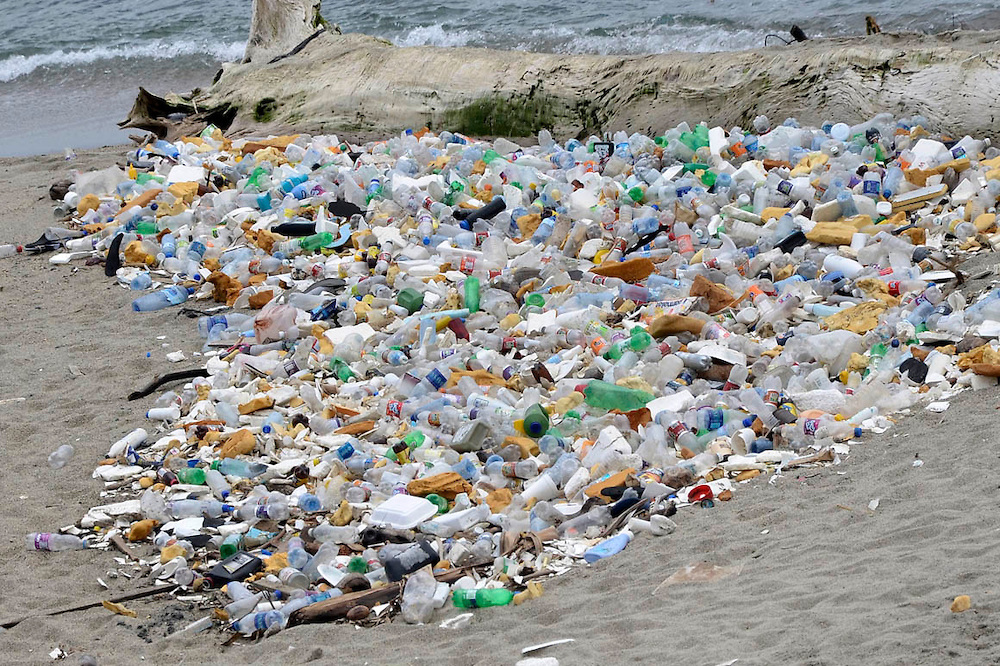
[452,588,514,608]
[582,380,654,412]
[300,232,334,252]
[465,277,480,313]
[220,533,242,559]
[397,287,425,314]
[522,403,550,438]
[135,172,165,185]
[135,220,159,235]
[387,429,426,462]
[627,328,653,352]
[426,493,449,514]
[176,467,206,485]
[248,166,268,189]
[524,292,545,309]
[328,357,355,382]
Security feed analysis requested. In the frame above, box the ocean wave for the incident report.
[0,40,246,83]
[559,27,786,55]
[393,24,484,48]
[385,22,816,56]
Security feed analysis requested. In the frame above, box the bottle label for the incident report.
[777,180,793,195]
[253,613,270,630]
[386,400,403,419]
[426,368,447,390]
[803,418,821,436]
[639,468,663,484]
[501,337,517,353]
[34,533,50,550]
[671,369,694,387]
[703,323,731,340]
[778,400,799,417]
[590,337,609,356]
[887,280,901,296]
[677,234,694,254]
[474,231,490,247]
[501,462,517,478]
[763,389,780,407]
[459,256,476,274]
[612,237,628,253]
[666,421,690,441]
[427,412,442,427]
[863,180,880,195]
[705,409,724,431]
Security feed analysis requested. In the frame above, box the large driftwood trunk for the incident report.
[121,0,1000,141]
[244,0,323,64]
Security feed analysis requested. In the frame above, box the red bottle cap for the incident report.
[687,484,714,503]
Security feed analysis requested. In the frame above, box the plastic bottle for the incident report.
[452,587,515,608]
[583,529,633,563]
[132,285,194,312]
[211,458,268,478]
[232,610,286,635]
[27,533,86,551]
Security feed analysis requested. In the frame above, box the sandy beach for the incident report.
[1,147,998,665]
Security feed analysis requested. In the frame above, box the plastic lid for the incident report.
[688,485,714,502]
[210,460,219,470]
[186,286,196,294]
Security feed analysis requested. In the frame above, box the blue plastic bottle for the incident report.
[131,285,193,312]
[583,530,633,564]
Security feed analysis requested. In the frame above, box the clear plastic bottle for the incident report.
[26,533,86,551]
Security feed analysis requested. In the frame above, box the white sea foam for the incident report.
[393,25,483,48]
[0,40,246,83]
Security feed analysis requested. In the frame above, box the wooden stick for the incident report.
[0,583,178,629]
[290,561,489,626]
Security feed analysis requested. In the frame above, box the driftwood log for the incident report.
[290,562,482,626]
[121,1,1000,143]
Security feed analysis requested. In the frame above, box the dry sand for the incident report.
[1,147,999,665]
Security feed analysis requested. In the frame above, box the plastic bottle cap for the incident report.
[687,485,714,502]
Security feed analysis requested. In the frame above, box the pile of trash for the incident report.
[17,113,1000,637]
